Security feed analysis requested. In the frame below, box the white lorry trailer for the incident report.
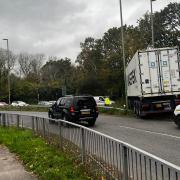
[126,47,180,117]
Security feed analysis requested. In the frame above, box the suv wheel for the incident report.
[62,114,69,121]
[88,118,96,127]
[62,114,71,127]
[49,112,55,124]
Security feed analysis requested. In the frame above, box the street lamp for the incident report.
[2,38,11,105]
[150,0,156,48]
[119,0,128,108]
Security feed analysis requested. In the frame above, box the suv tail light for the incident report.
[142,104,150,110]
[70,106,75,113]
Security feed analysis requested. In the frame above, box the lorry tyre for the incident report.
[137,105,141,117]
[137,103,143,118]
[135,105,139,117]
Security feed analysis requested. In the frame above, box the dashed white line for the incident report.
[119,125,180,139]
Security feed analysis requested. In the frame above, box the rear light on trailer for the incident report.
[175,101,180,106]
[142,104,150,110]
[70,106,75,113]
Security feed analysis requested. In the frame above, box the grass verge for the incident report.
[0,105,49,112]
[0,127,90,180]
[98,107,133,117]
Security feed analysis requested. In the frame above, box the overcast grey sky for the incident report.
[0,0,179,62]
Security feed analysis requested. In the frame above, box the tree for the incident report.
[41,57,75,96]
[138,2,180,48]
[0,48,16,101]
[18,53,45,82]
[18,53,33,77]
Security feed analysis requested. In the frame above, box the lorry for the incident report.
[126,47,180,117]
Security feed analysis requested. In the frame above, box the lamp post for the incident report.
[119,0,128,108]
[150,0,156,48]
[2,38,11,105]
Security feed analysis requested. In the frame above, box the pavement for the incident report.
[0,145,37,180]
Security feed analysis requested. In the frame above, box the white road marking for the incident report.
[119,125,180,139]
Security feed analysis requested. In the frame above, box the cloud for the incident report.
[0,0,175,62]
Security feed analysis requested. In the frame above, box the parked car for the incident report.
[0,102,8,106]
[48,95,98,126]
[48,101,56,106]
[38,101,51,106]
[94,96,115,106]
[173,105,180,128]
[11,101,29,107]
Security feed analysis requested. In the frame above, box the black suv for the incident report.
[48,95,98,126]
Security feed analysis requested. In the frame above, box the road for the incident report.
[1,111,180,167]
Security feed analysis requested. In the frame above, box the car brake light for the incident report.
[70,106,75,113]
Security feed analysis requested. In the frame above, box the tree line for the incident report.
[0,3,179,103]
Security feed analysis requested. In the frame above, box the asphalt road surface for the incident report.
[1,111,180,167]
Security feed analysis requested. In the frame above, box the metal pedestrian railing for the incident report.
[0,112,180,180]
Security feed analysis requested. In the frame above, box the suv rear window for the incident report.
[65,98,73,106]
[74,97,96,107]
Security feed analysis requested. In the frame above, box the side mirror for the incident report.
[53,102,57,107]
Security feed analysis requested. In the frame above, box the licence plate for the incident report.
[156,104,162,108]
[81,111,90,115]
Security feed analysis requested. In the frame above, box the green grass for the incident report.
[0,127,90,180]
[0,105,48,112]
[98,107,133,116]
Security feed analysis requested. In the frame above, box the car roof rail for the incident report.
[63,95,74,97]
[62,94,93,97]
[78,94,93,97]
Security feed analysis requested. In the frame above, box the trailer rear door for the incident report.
[159,48,180,93]
[139,47,180,95]
[139,50,161,94]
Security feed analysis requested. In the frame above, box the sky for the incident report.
[0,0,179,63]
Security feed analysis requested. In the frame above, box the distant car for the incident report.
[11,101,29,107]
[173,105,180,128]
[94,96,115,106]
[0,102,8,106]
[38,101,51,106]
[48,95,98,126]
[94,96,106,106]
[48,101,56,106]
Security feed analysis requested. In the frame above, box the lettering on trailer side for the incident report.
[128,69,137,86]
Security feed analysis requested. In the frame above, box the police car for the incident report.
[93,96,115,106]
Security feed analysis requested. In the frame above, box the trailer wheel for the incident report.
[134,102,138,114]
[137,105,140,117]
[136,103,143,118]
